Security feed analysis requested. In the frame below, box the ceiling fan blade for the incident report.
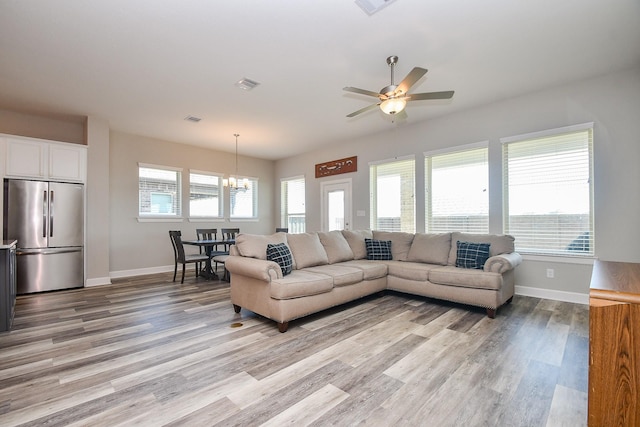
[343,86,382,98]
[407,90,455,101]
[396,67,428,95]
[346,103,380,118]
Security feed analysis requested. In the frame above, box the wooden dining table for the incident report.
[182,239,235,280]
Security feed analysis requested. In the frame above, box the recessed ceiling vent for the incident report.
[184,115,202,123]
[355,0,397,15]
[235,78,260,91]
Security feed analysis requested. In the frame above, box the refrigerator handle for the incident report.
[43,190,47,238]
[50,190,54,237]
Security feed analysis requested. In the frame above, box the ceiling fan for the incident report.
[343,55,454,118]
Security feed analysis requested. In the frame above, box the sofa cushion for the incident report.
[386,261,439,281]
[304,264,364,287]
[429,266,503,291]
[365,238,392,260]
[339,260,388,280]
[341,230,373,260]
[406,233,451,265]
[318,231,354,264]
[286,232,329,269]
[235,233,288,260]
[372,231,415,261]
[270,270,334,300]
[266,243,293,276]
[448,233,515,265]
[455,241,491,270]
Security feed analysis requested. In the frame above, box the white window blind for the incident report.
[425,145,488,233]
[139,164,181,217]
[502,124,594,256]
[189,171,223,218]
[230,177,258,219]
[281,176,305,233]
[370,156,415,232]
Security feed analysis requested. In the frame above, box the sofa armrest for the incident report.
[483,252,522,274]
[225,256,283,281]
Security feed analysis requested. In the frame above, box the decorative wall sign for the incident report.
[315,156,357,178]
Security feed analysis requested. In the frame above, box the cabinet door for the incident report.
[49,143,86,182]
[5,138,47,178]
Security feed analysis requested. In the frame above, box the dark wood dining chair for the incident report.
[212,228,239,281]
[169,230,209,284]
[276,227,288,233]
[196,228,227,258]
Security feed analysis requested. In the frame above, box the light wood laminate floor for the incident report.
[0,272,588,426]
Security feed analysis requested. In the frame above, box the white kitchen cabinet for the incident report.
[1,134,87,182]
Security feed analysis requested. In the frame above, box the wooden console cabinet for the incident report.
[589,260,640,426]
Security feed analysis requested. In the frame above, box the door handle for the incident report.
[43,191,47,238]
[50,190,54,237]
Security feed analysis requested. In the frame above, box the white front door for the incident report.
[321,179,352,231]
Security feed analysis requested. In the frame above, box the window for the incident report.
[189,171,223,218]
[230,177,258,219]
[502,123,594,256]
[370,156,415,232]
[425,144,488,233]
[281,176,305,233]
[139,164,181,217]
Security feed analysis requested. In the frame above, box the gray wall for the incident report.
[108,131,275,275]
[2,66,638,297]
[274,66,640,296]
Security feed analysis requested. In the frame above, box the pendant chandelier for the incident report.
[223,133,249,191]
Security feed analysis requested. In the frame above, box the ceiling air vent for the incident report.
[355,0,397,15]
[184,115,202,123]
[235,78,260,91]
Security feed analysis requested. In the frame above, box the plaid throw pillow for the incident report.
[365,238,392,260]
[266,243,293,276]
[455,241,491,269]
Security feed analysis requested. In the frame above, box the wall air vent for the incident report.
[235,78,260,91]
[184,115,202,123]
[355,0,397,15]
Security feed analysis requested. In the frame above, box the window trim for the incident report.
[137,162,183,221]
[369,155,416,233]
[280,175,306,233]
[229,175,259,219]
[424,141,489,234]
[188,169,224,220]
[501,122,595,257]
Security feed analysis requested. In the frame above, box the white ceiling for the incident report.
[1,0,639,160]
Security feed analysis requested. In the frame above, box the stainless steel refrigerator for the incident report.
[3,179,84,294]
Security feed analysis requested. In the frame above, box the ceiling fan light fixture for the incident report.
[380,97,406,115]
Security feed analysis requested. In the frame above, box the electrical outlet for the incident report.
[546,268,555,279]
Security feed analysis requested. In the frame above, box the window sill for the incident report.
[137,217,184,223]
[188,218,225,223]
[521,254,595,265]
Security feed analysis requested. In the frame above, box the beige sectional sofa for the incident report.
[225,230,522,332]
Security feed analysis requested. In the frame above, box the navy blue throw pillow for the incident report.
[455,241,491,269]
[266,243,293,276]
[365,238,392,260]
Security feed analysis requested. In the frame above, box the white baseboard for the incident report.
[515,285,589,305]
[85,277,112,287]
[110,265,174,279]
[98,269,591,306]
